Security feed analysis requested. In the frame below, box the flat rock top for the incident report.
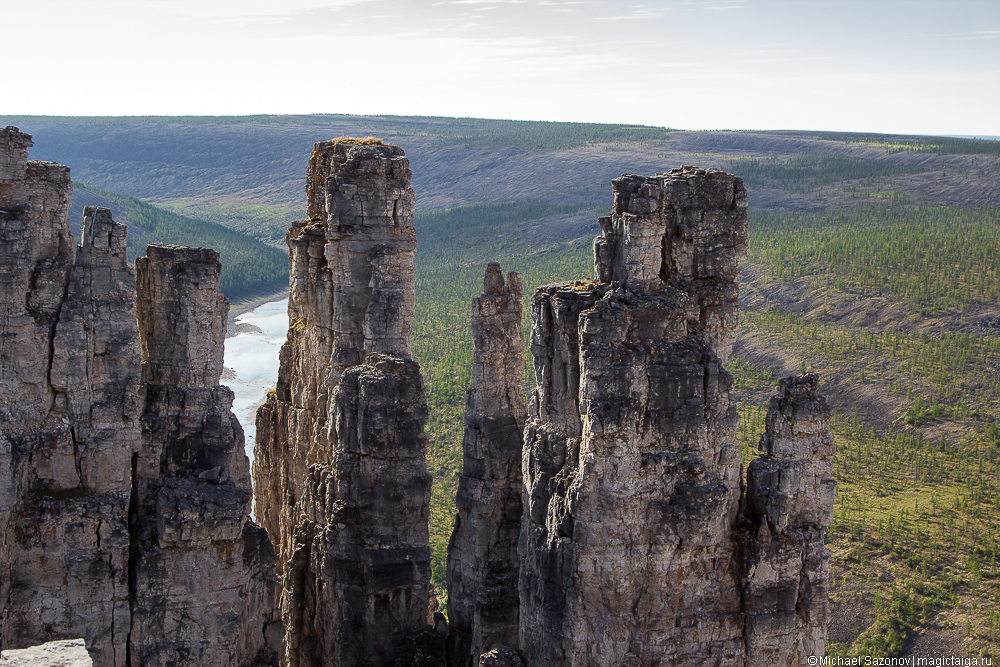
[0,640,92,667]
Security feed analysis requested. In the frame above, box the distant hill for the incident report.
[6,115,998,246]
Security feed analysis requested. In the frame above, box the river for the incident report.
[223,298,289,463]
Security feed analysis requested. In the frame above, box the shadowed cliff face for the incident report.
[742,374,835,665]
[446,264,526,667]
[254,141,441,667]
[132,244,279,667]
[0,128,277,667]
[520,168,750,666]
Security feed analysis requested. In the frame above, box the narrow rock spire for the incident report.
[446,263,526,667]
[254,140,440,667]
[521,167,752,666]
[131,244,279,667]
[517,166,834,666]
[742,374,836,665]
[1,128,134,667]
[1,129,279,667]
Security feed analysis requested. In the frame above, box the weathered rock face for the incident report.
[254,141,438,667]
[255,141,418,568]
[446,264,525,667]
[593,167,746,360]
[1,127,136,667]
[741,374,835,666]
[521,168,749,666]
[131,244,278,667]
[518,167,832,666]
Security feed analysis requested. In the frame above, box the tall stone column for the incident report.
[254,141,439,667]
[520,167,750,666]
[0,127,136,667]
[741,374,836,666]
[131,244,279,667]
[446,264,526,667]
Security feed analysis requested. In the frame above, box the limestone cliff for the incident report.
[446,264,525,667]
[0,128,136,667]
[1,127,279,666]
[254,141,439,667]
[517,167,833,666]
[131,244,279,667]
[520,168,749,665]
[741,374,835,666]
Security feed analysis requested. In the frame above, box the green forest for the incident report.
[73,182,288,303]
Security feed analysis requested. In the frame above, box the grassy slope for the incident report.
[730,199,1000,658]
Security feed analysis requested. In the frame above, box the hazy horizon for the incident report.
[7,1,999,137]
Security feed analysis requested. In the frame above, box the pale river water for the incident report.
[223,298,289,464]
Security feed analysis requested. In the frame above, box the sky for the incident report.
[7,0,999,136]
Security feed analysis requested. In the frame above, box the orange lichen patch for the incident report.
[328,136,384,145]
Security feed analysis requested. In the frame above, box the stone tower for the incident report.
[0,128,136,667]
[254,140,439,667]
[131,244,279,667]
[512,167,833,666]
[446,264,526,667]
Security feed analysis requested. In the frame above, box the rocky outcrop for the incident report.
[517,167,833,666]
[1,129,279,667]
[0,639,93,667]
[446,264,525,667]
[741,374,835,666]
[521,168,749,666]
[254,140,439,667]
[131,244,278,667]
[1,128,136,667]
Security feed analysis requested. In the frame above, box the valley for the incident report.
[3,114,998,659]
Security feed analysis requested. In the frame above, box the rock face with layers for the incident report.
[446,264,525,667]
[518,167,833,666]
[130,244,279,667]
[741,374,835,666]
[254,141,438,667]
[1,129,278,667]
[0,127,137,667]
[520,168,750,666]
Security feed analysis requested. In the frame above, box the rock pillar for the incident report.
[254,141,438,667]
[446,264,526,667]
[520,167,750,666]
[741,374,836,666]
[0,126,136,667]
[131,244,278,667]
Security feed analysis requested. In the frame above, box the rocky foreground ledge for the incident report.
[0,639,92,667]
